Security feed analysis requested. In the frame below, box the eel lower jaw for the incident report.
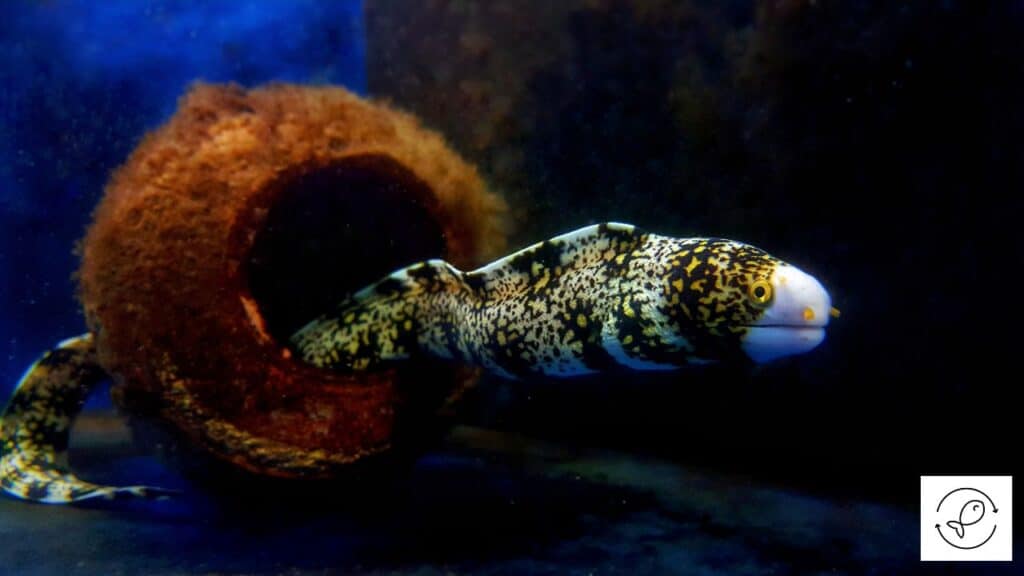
[740,325,827,363]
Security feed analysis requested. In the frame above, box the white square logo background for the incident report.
[921,475,1013,562]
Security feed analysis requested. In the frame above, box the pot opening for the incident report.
[246,154,447,344]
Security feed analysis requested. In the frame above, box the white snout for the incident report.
[741,263,833,363]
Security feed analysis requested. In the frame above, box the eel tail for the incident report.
[0,333,177,504]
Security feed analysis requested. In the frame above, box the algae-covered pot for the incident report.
[76,83,507,479]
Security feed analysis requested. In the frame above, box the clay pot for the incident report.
[77,83,507,478]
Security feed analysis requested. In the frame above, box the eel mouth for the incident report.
[244,154,447,344]
[740,326,826,363]
[744,325,826,335]
[742,323,829,329]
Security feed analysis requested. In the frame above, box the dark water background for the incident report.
[407,0,1024,504]
[1,0,1021,574]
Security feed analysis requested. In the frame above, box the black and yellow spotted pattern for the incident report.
[0,334,175,503]
[0,222,789,505]
[291,222,783,378]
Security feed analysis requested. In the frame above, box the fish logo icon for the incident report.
[921,475,1012,562]
[946,499,985,539]
[935,488,999,550]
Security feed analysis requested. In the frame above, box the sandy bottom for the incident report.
[0,412,972,575]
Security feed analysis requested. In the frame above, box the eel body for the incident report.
[1,222,834,504]
[291,222,835,377]
[0,334,175,503]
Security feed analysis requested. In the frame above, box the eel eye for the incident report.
[748,279,773,307]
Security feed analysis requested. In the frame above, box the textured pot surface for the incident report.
[77,83,507,477]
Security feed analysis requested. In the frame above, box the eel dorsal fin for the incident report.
[464,222,645,298]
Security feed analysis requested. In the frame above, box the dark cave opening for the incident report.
[246,154,447,344]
